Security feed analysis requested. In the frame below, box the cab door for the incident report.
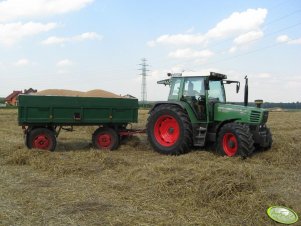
[182,77,206,120]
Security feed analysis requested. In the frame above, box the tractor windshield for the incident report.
[208,80,226,103]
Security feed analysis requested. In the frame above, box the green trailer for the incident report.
[18,95,139,151]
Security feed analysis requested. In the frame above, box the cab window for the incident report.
[169,78,182,100]
[183,77,205,98]
[208,81,225,103]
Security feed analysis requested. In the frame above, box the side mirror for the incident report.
[236,83,240,93]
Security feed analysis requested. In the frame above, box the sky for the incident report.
[0,0,301,102]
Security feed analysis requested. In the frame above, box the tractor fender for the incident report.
[149,101,185,113]
[149,101,199,123]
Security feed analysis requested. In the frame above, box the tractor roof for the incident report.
[208,72,227,80]
[167,72,227,79]
[157,72,227,85]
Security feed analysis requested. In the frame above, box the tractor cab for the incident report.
[162,72,233,121]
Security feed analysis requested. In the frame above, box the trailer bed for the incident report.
[18,95,138,126]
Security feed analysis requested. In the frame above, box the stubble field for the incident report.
[0,109,300,225]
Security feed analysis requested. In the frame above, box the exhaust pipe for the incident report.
[244,76,248,106]
[255,99,263,108]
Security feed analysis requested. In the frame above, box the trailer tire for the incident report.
[93,127,119,150]
[27,128,56,151]
[147,104,192,155]
[217,123,254,157]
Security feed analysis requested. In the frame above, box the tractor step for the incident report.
[193,126,207,147]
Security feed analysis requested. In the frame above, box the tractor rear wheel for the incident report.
[147,104,192,155]
[27,128,56,151]
[92,127,119,150]
[217,123,254,157]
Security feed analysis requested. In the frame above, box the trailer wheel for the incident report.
[217,123,254,157]
[27,128,56,151]
[147,104,192,155]
[93,127,119,150]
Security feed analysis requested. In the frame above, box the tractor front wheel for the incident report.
[27,128,56,151]
[147,104,192,155]
[266,128,273,149]
[217,123,254,157]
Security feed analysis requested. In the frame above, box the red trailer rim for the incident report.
[222,133,238,156]
[33,134,50,150]
[154,115,180,147]
[97,134,112,149]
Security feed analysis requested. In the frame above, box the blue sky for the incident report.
[0,0,300,102]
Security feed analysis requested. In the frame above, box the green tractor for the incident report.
[146,72,272,157]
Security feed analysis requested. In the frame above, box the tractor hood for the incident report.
[214,103,269,125]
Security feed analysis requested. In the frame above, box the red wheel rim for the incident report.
[97,134,112,149]
[154,115,180,147]
[33,134,50,150]
[222,133,238,156]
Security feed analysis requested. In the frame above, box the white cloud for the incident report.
[168,48,214,59]
[228,30,264,53]
[276,35,290,43]
[148,8,267,46]
[42,32,102,45]
[0,22,57,46]
[276,35,301,45]
[206,8,267,39]
[0,0,94,22]
[233,30,264,46]
[151,34,206,46]
[57,59,73,67]
[41,36,66,45]
[73,32,101,41]
[14,58,30,66]
[288,38,301,45]
[229,46,237,53]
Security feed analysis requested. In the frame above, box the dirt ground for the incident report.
[0,109,300,226]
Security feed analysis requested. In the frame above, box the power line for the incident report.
[149,7,301,67]
[199,36,301,67]
[264,9,301,27]
[153,20,301,70]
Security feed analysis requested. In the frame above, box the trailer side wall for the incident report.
[18,95,138,126]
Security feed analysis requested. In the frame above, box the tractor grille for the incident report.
[250,110,261,123]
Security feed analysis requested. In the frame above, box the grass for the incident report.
[0,109,300,225]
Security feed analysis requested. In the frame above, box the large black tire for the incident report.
[92,127,119,150]
[146,104,192,155]
[27,128,56,151]
[265,127,273,149]
[217,123,254,157]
